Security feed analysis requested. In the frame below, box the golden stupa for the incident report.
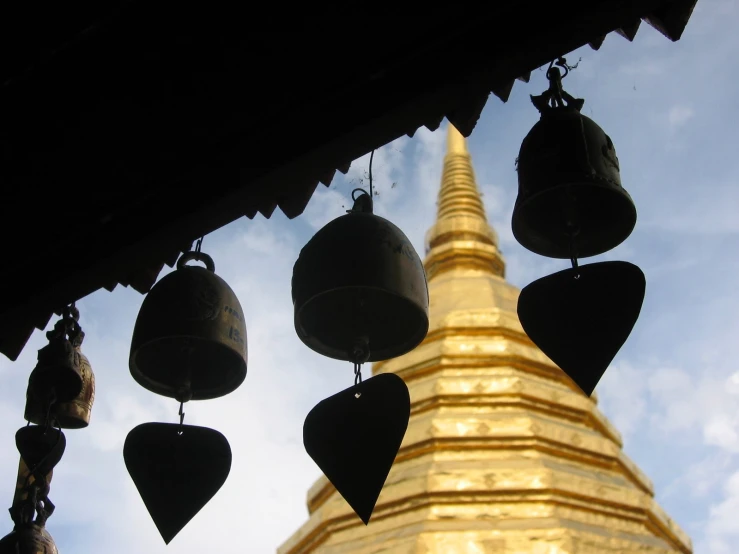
[279,124,692,554]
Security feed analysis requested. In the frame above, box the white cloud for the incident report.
[596,361,649,437]
[704,471,739,552]
[668,105,695,128]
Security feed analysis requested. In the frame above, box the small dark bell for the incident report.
[0,524,58,554]
[25,346,95,429]
[27,327,82,406]
[292,192,429,362]
[513,88,636,259]
[130,251,247,401]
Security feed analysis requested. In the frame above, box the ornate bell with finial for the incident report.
[129,250,247,401]
[512,60,637,259]
[25,311,95,429]
[292,189,429,363]
[27,311,83,409]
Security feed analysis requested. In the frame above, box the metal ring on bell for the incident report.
[129,250,248,401]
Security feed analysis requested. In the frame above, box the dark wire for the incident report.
[369,149,375,197]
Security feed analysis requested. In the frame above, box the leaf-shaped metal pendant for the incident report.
[123,422,232,544]
[15,425,66,477]
[517,260,646,396]
[303,373,410,525]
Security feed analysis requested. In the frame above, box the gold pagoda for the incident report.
[279,124,692,554]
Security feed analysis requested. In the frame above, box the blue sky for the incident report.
[1,1,738,551]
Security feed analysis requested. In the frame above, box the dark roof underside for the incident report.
[0,0,698,360]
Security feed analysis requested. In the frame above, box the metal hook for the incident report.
[178,402,185,435]
[569,234,581,280]
[351,188,369,201]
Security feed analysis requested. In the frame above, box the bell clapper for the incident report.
[351,336,370,397]
[175,361,193,437]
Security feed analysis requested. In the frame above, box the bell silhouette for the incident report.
[292,190,429,363]
[130,250,247,401]
[512,66,636,259]
[27,319,83,407]
[25,339,95,429]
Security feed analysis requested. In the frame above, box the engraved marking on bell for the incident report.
[223,305,243,322]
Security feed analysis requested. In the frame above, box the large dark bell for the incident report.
[130,251,247,401]
[0,524,58,554]
[27,336,83,406]
[292,196,429,362]
[513,106,637,259]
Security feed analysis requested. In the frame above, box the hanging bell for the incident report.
[292,189,429,363]
[0,524,58,554]
[512,64,637,259]
[129,250,247,401]
[25,328,95,429]
[27,318,83,407]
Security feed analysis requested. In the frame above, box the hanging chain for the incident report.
[353,363,363,386]
[12,424,61,526]
[195,236,204,254]
[64,302,84,347]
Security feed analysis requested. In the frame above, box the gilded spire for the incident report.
[424,123,505,280]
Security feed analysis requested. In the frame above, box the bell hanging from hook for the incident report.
[25,306,95,429]
[512,59,637,259]
[296,166,417,524]
[292,187,429,364]
[129,248,247,401]
[26,310,84,412]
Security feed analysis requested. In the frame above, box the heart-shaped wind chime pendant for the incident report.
[292,161,429,525]
[512,58,646,396]
[124,241,246,544]
[1,305,96,553]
